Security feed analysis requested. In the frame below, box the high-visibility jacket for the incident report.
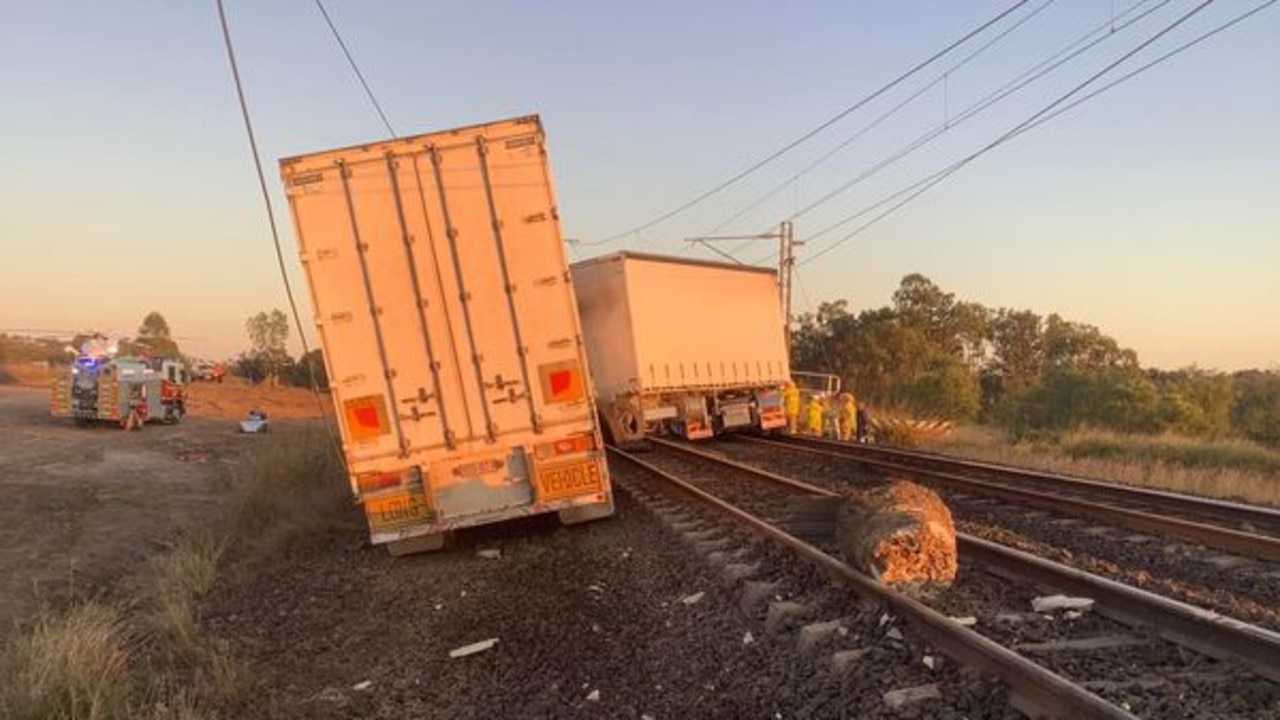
[783,385,801,416]
[805,398,824,433]
[837,397,857,440]
[838,397,856,424]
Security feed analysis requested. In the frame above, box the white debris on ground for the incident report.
[883,683,941,709]
[1032,594,1095,614]
[449,638,499,658]
[681,591,705,606]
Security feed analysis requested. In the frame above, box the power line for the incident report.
[1026,1,1274,134]
[802,0,1269,267]
[740,0,1168,264]
[705,0,1059,245]
[581,0,1034,246]
[215,0,342,444]
[315,0,398,138]
[796,0,1171,243]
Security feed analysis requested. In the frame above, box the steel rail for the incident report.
[785,434,1280,533]
[610,445,1139,720]
[652,437,1280,684]
[743,436,1280,564]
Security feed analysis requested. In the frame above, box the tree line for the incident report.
[234,309,327,390]
[792,274,1280,447]
[0,310,327,392]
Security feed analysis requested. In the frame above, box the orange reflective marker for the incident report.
[344,394,389,441]
[539,361,584,404]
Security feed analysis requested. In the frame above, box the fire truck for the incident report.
[51,353,187,429]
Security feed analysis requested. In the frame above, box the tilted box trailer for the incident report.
[571,252,791,446]
[280,115,612,554]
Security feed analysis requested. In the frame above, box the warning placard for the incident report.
[343,394,390,441]
[538,360,585,404]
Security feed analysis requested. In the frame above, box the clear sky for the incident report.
[2,1,1276,371]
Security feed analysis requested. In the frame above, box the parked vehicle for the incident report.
[571,252,791,446]
[51,354,186,428]
[280,115,612,554]
[191,360,227,383]
[239,409,270,434]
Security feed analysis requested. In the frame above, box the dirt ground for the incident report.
[0,379,1003,718]
[204,477,983,720]
[183,375,330,421]
[0,384,318,639]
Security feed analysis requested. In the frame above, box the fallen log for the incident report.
[836,480,957,589]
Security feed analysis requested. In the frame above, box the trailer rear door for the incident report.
[283,117,593,476]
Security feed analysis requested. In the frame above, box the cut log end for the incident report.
[836,480,957,592]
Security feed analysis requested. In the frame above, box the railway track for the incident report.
[724,435,1280,633]
[750,434,1280,563]
[610,439,1280,719]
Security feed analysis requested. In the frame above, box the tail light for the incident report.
[356,466,422,494]
[534,432,596,461]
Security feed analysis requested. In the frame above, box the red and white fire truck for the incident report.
[51,351,187,429]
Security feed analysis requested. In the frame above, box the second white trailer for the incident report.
[571,252,791,445]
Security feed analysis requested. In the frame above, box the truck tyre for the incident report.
[558,498,615,525]
[386,532,446,556]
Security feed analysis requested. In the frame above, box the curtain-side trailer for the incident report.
[280,115,613,554]
[571,252,791,446]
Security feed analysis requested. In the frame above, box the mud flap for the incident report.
[558,498,615,525]
[386,532,447,556]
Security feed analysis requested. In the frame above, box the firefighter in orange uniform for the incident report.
[782,380,801,434]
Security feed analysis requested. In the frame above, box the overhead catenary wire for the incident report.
[801,0,1271,267]
[705,0,1060,248]
[794,0,1173,244]
[214,0,344,450]
[580,0,1034,247]
[314,0,398,139]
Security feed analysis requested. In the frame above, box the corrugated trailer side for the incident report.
[281,115,612,554]
[572,252,790,444]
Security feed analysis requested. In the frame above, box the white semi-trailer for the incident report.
[571,252,790,446]
[281,115,613,554]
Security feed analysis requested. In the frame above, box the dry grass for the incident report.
[923,425,1280,507]
[145,531,236,701]
[0,535,230,720]
[0,602,132,720]
[228,427,351,556]
[0,428,349,720]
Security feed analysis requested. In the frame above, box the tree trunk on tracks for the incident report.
[837,480,957,591]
